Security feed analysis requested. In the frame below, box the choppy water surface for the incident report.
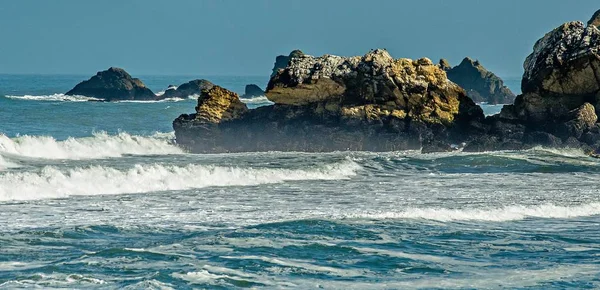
[3,75,599,289]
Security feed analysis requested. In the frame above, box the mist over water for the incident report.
[1,75,598,289]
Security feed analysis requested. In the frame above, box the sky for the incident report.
[0,0,598,77]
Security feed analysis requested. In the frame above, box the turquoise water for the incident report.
[3,75,600,289]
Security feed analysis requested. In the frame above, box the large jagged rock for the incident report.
[66,67,156,101]
[174,49,486,153]
[266,49,480,126]
[522,21,600,97]
[589,9,600,28]
[271,50,304,77]
[464,14,600,152]
[161,79,214,99]
[444,57,516,104]
[241,84,265,98]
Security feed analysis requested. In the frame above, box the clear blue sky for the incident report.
[0,0,597,77]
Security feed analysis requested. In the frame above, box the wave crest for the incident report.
[0,160,360,201]
[4,94,100,102]
[347,203,600,222]
[0,132,183,160]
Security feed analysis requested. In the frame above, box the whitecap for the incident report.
[344,203,600,222]
[240,96,274,105]
[0,131,183,160]
[4,94,101,102]
[0,160,360,201]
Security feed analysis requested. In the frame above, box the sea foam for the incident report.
[0,132,183,160]
[4,94,100,102]
[0,160,360,201]
[347,203,600,222]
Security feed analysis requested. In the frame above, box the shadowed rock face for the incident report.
[242,84,265,98]
[66,67,156,101]
[589,9,600,28]
[271,50,304,78]
[161,79,214,99]
[444,57,516,104]
[174,50,486,153]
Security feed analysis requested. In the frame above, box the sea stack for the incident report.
[66,67,156,101]
[465,18,600,151]
[174,49,485,153]
[443,57,516,104]
[161,79,214,99]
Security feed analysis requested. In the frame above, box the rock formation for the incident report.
[241,84,265,98]
[161,79,214,99]
[464,18,600,152]
[589,9,600,28]
[271,50,304,77]
[174,49,486,153]
[66,67,156,101]
[174,10,600,154]
[444,57,516,104]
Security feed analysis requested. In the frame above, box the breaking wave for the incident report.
[0,160,361,201]
[346,203,600,222]
[240,96,273,106]
[0,131,183,160]
[4,94,101,102]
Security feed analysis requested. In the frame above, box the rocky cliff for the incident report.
[174,49,485,153]
[444,57,516,104]
[66,67,156,101]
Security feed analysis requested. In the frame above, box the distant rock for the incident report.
[161,79,214,99]
[242,84,265,98]
[444,57,516,104]
[589,9,600,28]
[271,49,304,77]
[174,49,485,153]
[65,67,156,101]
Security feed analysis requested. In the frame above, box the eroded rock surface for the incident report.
[175,50,485,153]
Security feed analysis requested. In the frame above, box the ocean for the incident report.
[2,75,600,289]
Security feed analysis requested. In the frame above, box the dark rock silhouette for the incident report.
[444,57,516,104]
[161,79,214,99]
[241,84,265,98]
[66,67,156,101]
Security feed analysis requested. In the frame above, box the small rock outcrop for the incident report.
[174,49,485,153]
[241,84,265,98]
[444,57,516,104]
[66,67,156,101]
[271,50,304,77]
[589,9,600,28]
[161,79,214,99]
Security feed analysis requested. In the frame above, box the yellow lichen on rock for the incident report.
[195,86,248,123]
